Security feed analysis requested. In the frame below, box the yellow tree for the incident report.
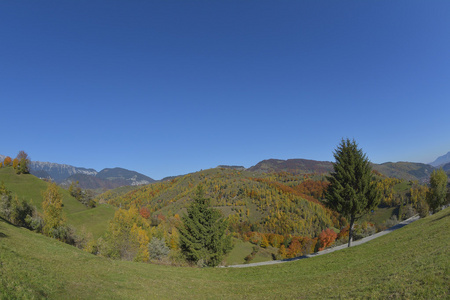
[42,183,66,237]
[131,224,150,262]
[12,158,19,169]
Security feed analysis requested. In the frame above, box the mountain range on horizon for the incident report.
[429,151,450,167]
[1,151,449,190]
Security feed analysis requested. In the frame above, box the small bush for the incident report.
[148,237,170,260]
[384,215,398,228]
[416,198,430,218]
[25,213,44,233]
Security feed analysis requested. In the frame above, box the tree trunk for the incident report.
[348,216,355,248]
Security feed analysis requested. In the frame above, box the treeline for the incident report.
[1,151,31,174]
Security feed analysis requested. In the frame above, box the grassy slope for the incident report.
[1,208,448,299]
[0,167,86,214]
[66,205,116,239]
[0,167,115,238]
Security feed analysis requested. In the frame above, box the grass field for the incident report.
[0,167,115,238]
[66,205,116,239]
[0,167,86,214]
[362,206,396,224]
[1,207,448,299]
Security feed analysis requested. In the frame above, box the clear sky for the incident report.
[1,1,449,179]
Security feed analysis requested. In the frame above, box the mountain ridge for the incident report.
[0,156,155,190]
[429,151,450,167]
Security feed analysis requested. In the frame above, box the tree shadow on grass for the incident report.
[0,232,6,238]
[431,209,450,223]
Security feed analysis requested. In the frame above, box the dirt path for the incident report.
[224,215,420,268]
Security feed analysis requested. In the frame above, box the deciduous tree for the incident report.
[3,156,12,167]
[318,228,337,251]
[426,169,448,213]
[325,139,380,247]
[42,183,66,237]
[16,150,30,174]
[12,158,19,169]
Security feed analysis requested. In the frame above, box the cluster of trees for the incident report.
[0,182,33,227]
[68,181,96,208]
[1,151,31,174]
[0,181,77,244]
[90,185,231,267]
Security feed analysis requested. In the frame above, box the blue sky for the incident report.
[1,1,449,179]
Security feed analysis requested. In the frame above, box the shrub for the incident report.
[318,228,338,251]
[0,184,34,228]
[25,213,44,233]
[384,215,398,228]
[416,198,430,218]
[148,237,170,260]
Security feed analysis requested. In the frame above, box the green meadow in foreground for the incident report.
[1,207,449,299]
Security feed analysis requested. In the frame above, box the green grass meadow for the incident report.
[0,167,115,238]
[1,207,448,299]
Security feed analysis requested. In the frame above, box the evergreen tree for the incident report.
[426,169,448,213]
[178,184,232,267]
[325,139,380,247]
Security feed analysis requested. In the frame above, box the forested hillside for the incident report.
[98,168,339,237]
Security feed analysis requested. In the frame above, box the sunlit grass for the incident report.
[1,207,448,299]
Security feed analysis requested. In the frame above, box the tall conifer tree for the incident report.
[178,184,231,267]
[325,139,380,247]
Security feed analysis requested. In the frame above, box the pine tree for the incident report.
[325,138,380,247]
[178,184,232,267]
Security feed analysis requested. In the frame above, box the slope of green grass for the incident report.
[362,207,396,224]
[0,167,114,238]
[1,207,448,299]
[66,204,116,239]
[0,167,87,214]
[224,239,254,265]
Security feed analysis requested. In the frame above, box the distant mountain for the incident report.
[61,173,132,190]
[30,161,97,182]
[248,158,333,174]
[429,151,450,167]
[30,170,52,180]
[96,168,155,186]
[28,161,154,190]
[442,162,450,174]
[247,158,433,182]
[217,165,246,171]
[372,162,434,182]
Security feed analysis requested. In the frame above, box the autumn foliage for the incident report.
[139,206,151,219]
[3,156,12,167]
[294,180,329,200]
[318,228,338,251]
